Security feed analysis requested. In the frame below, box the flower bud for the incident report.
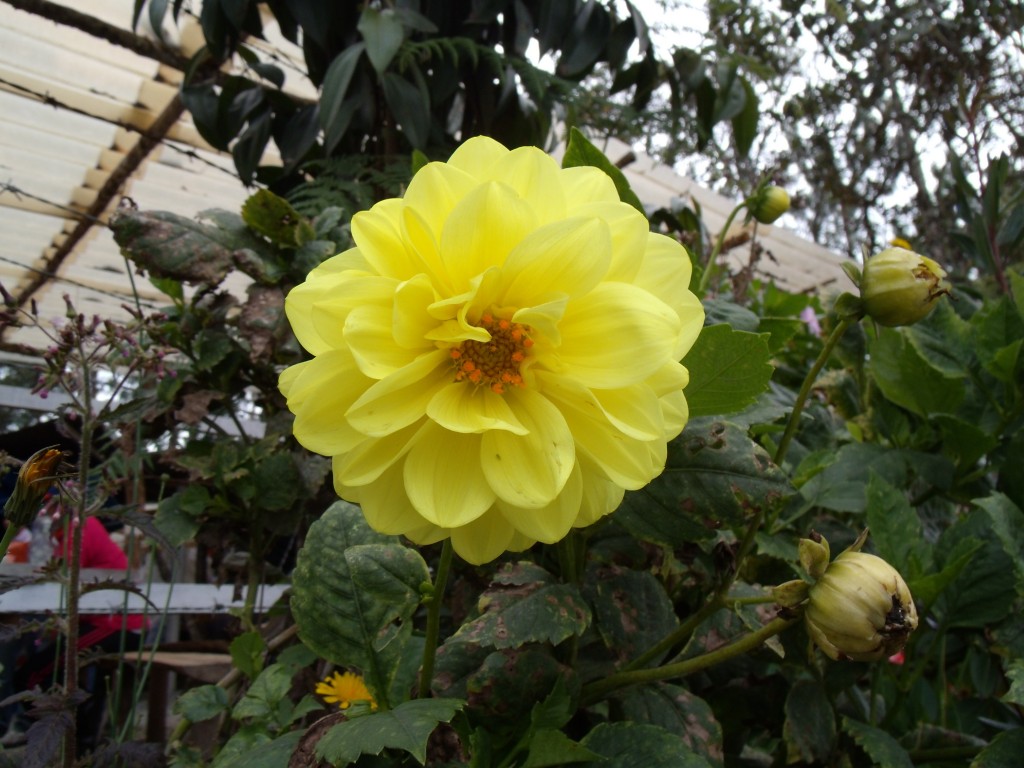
[860,247,951,327]
[750,186,790,225]
[4,446,65,528]
[805,550,918,662]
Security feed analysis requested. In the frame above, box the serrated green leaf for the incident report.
[615,684,723,767]
[232,664,294,723]
[1001,659,1024,707]
[682,324,773,417]
[578,722,714,767]
[291,502,429,706]
[843,718,913,768]
[154,490,203,546]
[784,680,835,764]
[523,729,602,767]
[972,493,1024,590]
[864,473,930,578]
[969,727,1024,768]
[174,684,229,723]
[616,420,792,546]
[230,631,266,681]
[869,328,965,416]
[452,579,590,650]
[315,698,464,766]
[210,730,302,768]
[562,127,645,214]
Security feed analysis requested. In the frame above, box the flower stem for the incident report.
[774,316,855,466]
[418,538,453,698]
[697,200,749,296]
[581,616,797,706]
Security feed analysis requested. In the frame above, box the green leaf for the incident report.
[864,473,930,578]
[843,718,913,768]
[585,569,678,664]
[617,419,792,546]
[934,509,1017,628]
[315,698,464,766]
[523,729,602,767]
[615,684,723,767]
[1002,659,1024,706]
[319,44,365,154]
[230,631,266,681]
[358,7,405,74]
[578,722,714,767]
[232,664,294,724]
[562,127,645,214]
[730,76,758,157]
[907,539,979,610]
[784,680,835,764]
[452,570,590,649]
[973,493,1024,591]
[211,730,302,768]
[174,685,230,723]
[241,189,315,248]
[154,488,205,546]
[869,328,965,416]
[381,72,430,149]
[970,727,1024,768]
[291,501,430,706]
[682,324,773,417]
[904,300,973,378]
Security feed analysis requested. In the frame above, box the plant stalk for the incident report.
[581,616,797,705]
[418,539,453,698]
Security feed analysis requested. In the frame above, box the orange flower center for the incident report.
[450,313,533,394]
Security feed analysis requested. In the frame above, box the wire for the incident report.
[0,253,161,308]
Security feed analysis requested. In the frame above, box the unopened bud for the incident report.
[861,247,951,327]
[4,446,65,528]
[750,186,790,225]
[805,550,918,662]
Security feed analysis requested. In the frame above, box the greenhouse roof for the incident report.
[0,0,848,360]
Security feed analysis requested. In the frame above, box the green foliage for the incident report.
[682,323,774,417]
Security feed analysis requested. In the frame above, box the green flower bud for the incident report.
[860,247,951,327]
[750,186,790,224]
[4,446,65,528]
[805,550,918,662]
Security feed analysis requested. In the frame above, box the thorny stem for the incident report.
[418,539,453,699]
[581,616,798,706]
[774,316,855,466]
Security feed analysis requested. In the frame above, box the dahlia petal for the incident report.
[346,350,451,436]
[393,274,439,349]
[346,462,431,535]
[334,421,425,486]
[591,384,665,441]
[351,199,419,279]
[659,388,690,436]
[346,304,420,379]
[501,217,612,307]
[497,459,582,542]
[481,389,574,508]
[446,135,509,178]
[402,206,449,293]
[634,232,705,357]
[449,508,517,565]
[439,182,537,289]
[403,161,478,243]
[575,456,626,527]
[542,381,664,489]
[490,146,568,223]
[306,275,398,353]
[569,201,649,282]
[560,165,620,205]
[557,282,680,388]
[511,297,568,347]
[427,383,529,435]
[404,426,495,528]
[282,351,372,455]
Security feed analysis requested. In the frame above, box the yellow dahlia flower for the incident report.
[279,136,704,564]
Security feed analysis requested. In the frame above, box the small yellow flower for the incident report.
[315,671,377,711]
[280,136,704,564]
[4,446,64,528]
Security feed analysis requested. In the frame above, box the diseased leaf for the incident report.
[784,680,835,764]
[615,684,723,767]
[843,717,913,768]
[578,722,714,767]
[585,568,678,664]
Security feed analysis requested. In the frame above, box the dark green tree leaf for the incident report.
[173,684,230,723]
[784,680,835,764]
[585,567,678,664]
[523,729,602,767]
[842,717,913,768]
[864,473,930,579]
[869,328,965,417]
[615,684,723,767]
[358,7,405,74]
